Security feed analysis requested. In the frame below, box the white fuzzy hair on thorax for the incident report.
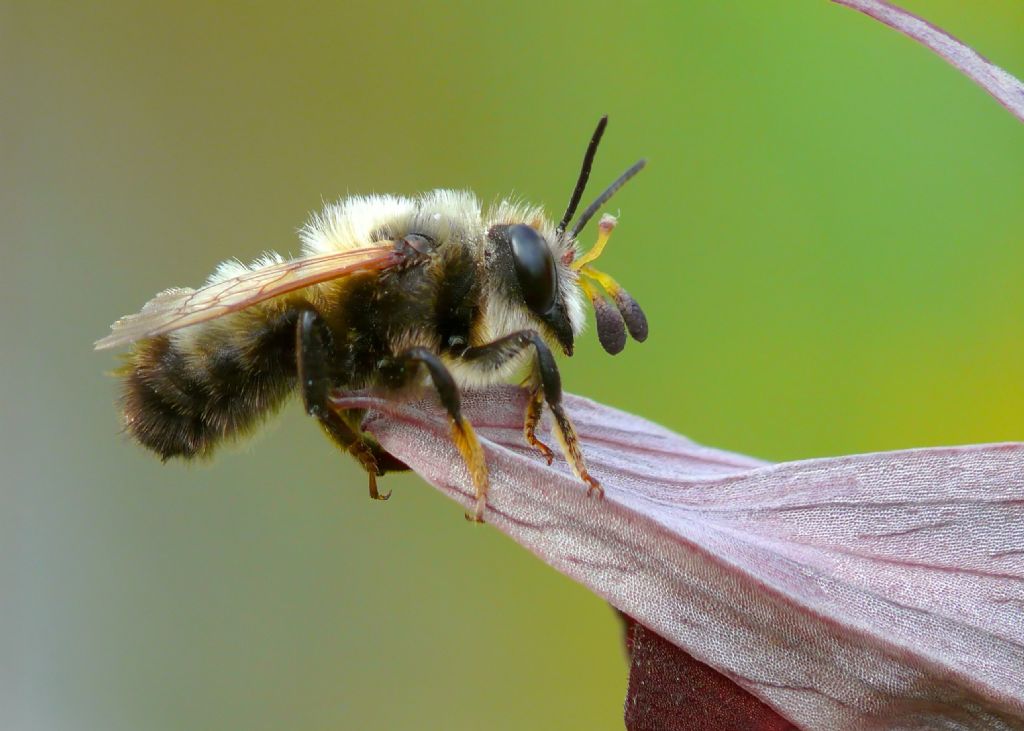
[483,197,586,340]
[299,190,483,256]
[296,188,587,347]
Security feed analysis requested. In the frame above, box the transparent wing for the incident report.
[95,244,398,349]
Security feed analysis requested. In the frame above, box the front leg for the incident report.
[459,331,601,497]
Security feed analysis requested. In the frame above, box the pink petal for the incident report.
[333,387,1024,729]
[833,0,1024,123]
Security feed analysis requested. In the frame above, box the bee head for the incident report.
[482,116,647,358]
[486,222,579,355]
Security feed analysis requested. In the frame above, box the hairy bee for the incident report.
[96,117,647,520]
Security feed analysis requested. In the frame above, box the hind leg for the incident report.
[296,309,407,500]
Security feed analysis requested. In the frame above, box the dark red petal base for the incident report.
[621,614,798,731]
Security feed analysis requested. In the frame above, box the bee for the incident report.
[96,116,647,521]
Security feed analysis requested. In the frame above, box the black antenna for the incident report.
[556,116,608,235]
[568,159,646,238]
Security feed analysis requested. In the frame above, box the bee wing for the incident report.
[95,244,399,349]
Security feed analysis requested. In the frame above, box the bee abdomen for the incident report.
[119,308,300,460]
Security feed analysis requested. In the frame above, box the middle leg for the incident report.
[379,347,490,521]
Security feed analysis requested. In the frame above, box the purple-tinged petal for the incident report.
[334,386,1024,730]
[833,0,1024,123]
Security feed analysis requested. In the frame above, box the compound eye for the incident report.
[508,224,557,314]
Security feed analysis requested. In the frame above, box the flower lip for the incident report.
[332,385,1024,729]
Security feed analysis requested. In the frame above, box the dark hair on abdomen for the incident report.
[117,305,301,460]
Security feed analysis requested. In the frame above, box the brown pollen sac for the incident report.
[611,286,648,343]
[580,275,628,355]
[591,293,627,355]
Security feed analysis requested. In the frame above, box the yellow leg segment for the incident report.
[550,403,603,498]
[450,416,489,522]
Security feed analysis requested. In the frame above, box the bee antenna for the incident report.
[568,159,647,238]
[556,115,608,236]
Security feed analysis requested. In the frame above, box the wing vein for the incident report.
[95,244,397,349]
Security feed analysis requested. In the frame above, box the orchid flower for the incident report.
[341,3,1024,728]
[334,388,1024,729]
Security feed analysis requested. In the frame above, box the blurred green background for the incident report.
[6,2,1024,729]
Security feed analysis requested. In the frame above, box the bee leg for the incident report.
[460,331,601,497]
[296,310,405,501]
[380,348,489,522]
[523,377,554,465]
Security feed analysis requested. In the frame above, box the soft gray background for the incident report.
[6,2,1024,729]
